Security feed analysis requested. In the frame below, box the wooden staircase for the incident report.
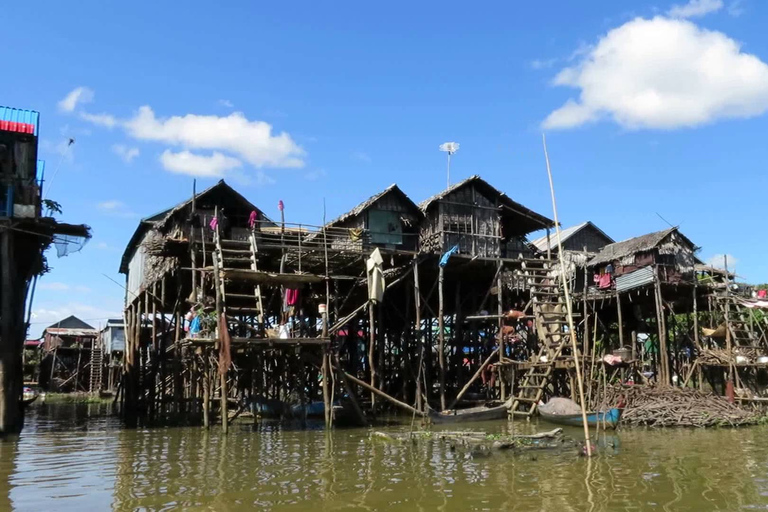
[89,343,103,394]
[715,294,766,348]
[510,258,577,417]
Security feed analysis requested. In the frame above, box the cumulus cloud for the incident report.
[160,150,242,177]
[125,106,305,169]
[79,111,117,128]
[543,16,768,130]
[668,0,723,18]
[112,144,140,163]
[58,87,94,113]
[707,253,737,269]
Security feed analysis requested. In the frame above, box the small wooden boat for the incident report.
[539,407,622,429]
[21,387,39,407]
[429,398,513,424]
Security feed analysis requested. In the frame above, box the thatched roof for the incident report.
[418,175,554,235]
[325,184,421,227]
[530,221,613,253]
[588,227,696,267]
[119,180,272,274]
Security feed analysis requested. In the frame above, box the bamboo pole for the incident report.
[542,133,592,457]
[616,291,624,347]
[497,264,505,400]
[413,257,423,412]
[438,266,446,410]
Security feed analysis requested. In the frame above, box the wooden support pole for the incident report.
[653,267,669,386]
[413,258,423,412]
[693,283,700,349]
[321,309,331,427]
[497,264,505,400]
[616,291,625,347]
[438,265,446,411]
[368,301,376,407]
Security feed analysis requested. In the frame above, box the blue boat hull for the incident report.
[539,408,622,429]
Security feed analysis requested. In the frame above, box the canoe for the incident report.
[539,408,622,429]
[429,399,513,424]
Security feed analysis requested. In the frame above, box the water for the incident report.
[3,405,768,511]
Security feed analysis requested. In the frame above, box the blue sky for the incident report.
[2,0,766,336]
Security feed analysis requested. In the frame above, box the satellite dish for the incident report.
[439,142,459,155]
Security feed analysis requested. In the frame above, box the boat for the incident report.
[21,387,39,407]
[289,401,348,420]
[428,398,513,424]
[538,407,622,429]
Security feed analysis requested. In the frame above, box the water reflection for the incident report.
[3,406,768,510]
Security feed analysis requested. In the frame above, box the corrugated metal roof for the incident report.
[45,328,99,336]
[0,106,39,135]
[530,221,614,253]
[615,266,655,293]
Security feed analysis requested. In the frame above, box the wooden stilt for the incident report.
[438,266,446,410]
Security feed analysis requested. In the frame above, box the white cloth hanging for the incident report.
[366,248,385,303]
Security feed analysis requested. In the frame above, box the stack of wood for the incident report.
[698,347,767,365]
[600,384,760,428]
[142,232,188,257]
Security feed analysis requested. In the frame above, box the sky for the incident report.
[2,0,767,337]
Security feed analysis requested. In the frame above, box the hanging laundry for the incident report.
[598,273,612,289]
[759,289,767,299]
[439,245,460,268]
[278,200,284,211]
[189,315,201,337]
[605,263,614,274]
[209,217,218,231]
[285,288,300,306]
[248,210,258,229]
[349,228,364,242]
[366,248,386,303]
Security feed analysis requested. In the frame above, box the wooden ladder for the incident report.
[715,294,766,348]
[510,258,575,417]
[89,343,103,394]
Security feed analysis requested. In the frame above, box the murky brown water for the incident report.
[2,404,768,511]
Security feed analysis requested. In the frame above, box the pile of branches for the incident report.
[600,384,761,428]
[698,347,766,365]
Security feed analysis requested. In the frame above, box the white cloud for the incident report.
[728,0,745,17]
[97,200,137,218]
[160,149,242,177]
[112,144,140,163]
[37,282,91,293]
[58,87,94,113]
[351,151,371,163]
[39,282,69,291]
[126,106,305,169]
[304,169,327,181]
[543,16,768,130]
[668,0,723,18]
[531,58,558,70]
[707,253,737,269]
[218,99,234,108]
[79,111,117,128]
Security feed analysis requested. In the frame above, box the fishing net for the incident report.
[53,234,89,258]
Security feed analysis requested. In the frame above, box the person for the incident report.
[219,208,231,239]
